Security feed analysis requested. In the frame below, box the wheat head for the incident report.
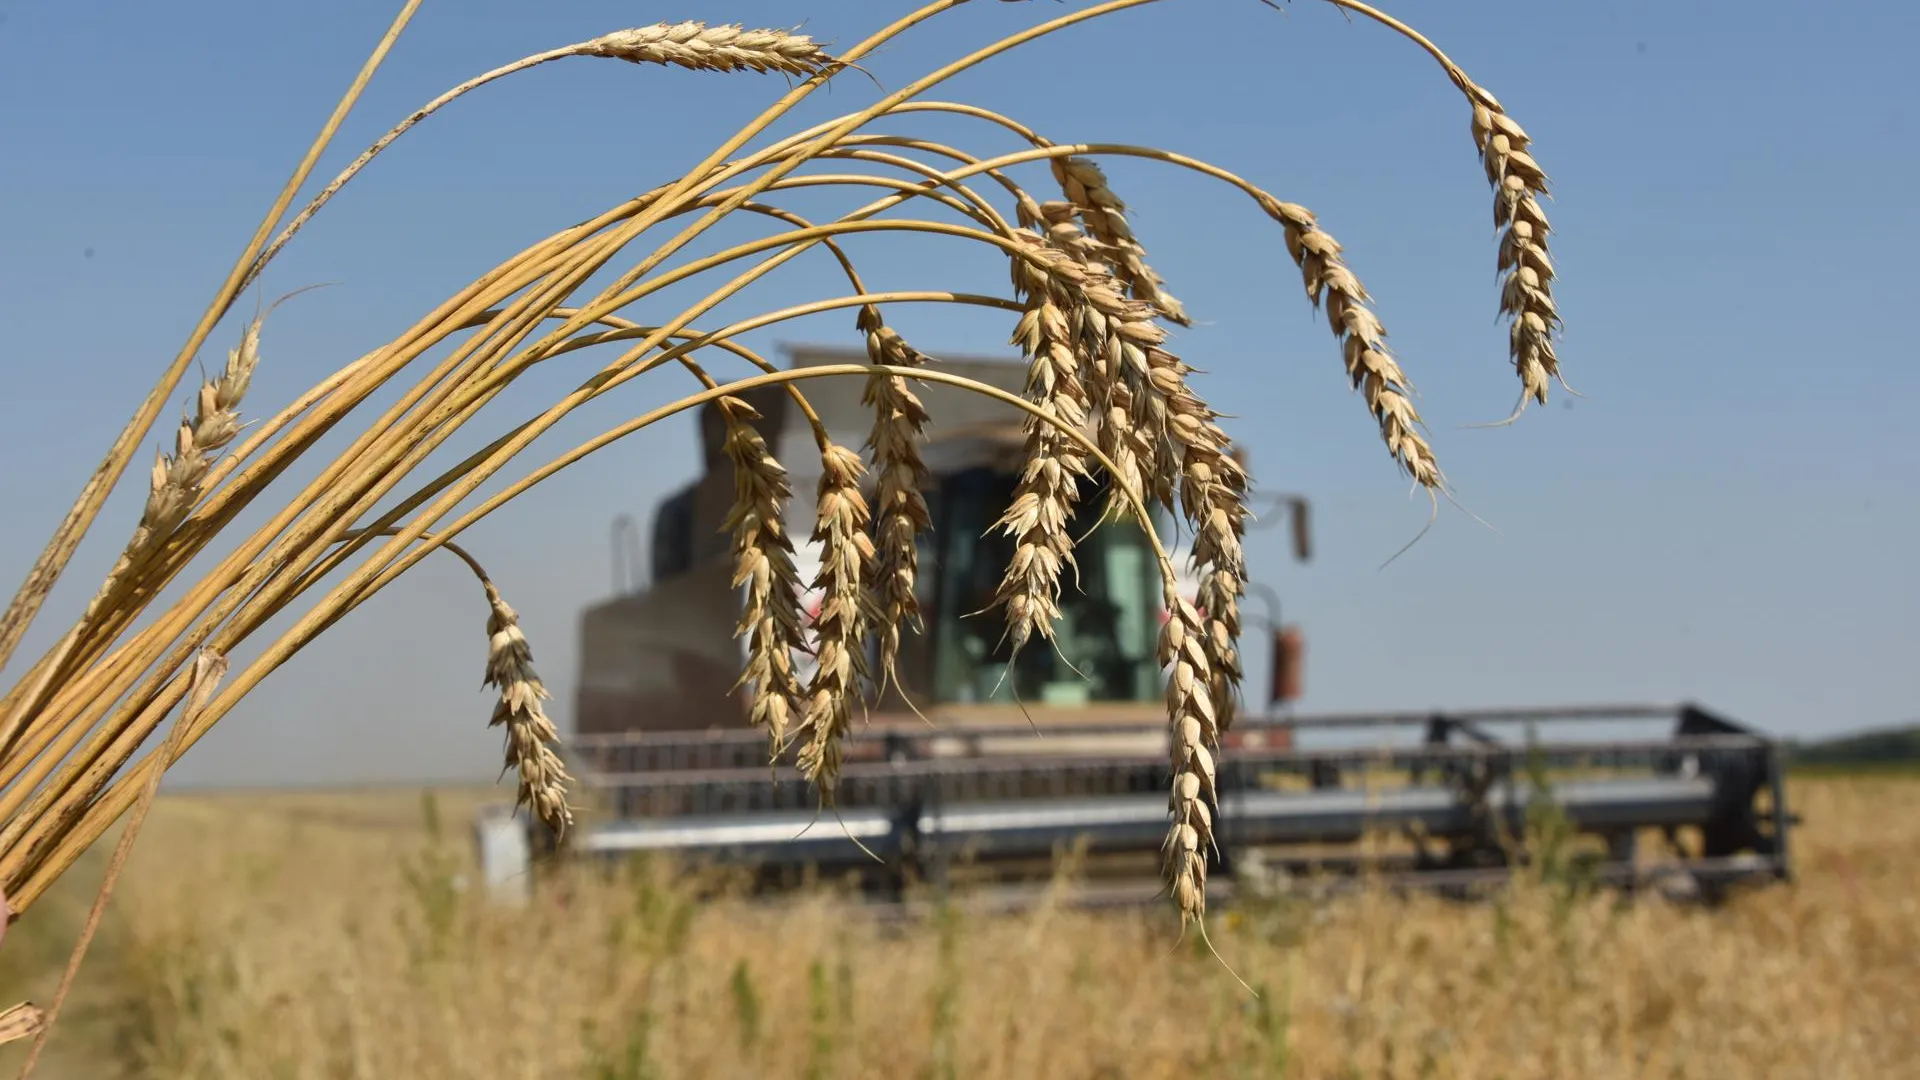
[1049,156,1189,327]
[481,583,572,836]
[1471,93,1561,410]
[857,306,933,701]
[794,444,876,802]
[1159,590,1218,929]
[579,22,835,77]
[717,397,808,757]
[992,230,1097,654]
[1258,194,1440,488]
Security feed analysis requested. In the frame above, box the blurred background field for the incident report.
[0,771,1911,1080]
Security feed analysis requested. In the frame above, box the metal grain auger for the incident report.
[472,345,1796,913]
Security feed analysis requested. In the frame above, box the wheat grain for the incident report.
[856,306,933,701]
[794,444,876,803]
[1258,194,1440,488]
[481,583,572,836]
[1050,155,1189,326]
[580,22,835,77]
[717,397,808,758]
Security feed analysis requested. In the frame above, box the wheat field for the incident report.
[0,773,1908,1079]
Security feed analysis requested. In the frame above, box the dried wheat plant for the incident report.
[0,0,1568,1052]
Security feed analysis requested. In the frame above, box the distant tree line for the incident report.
[1786,723,1920,769]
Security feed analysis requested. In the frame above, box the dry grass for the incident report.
[0,774,1907,1079]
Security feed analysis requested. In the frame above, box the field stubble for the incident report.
[0,775,1909,1079]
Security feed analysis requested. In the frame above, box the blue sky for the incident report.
[1,1,1914,787]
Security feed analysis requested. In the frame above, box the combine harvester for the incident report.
[474,345,1794,912]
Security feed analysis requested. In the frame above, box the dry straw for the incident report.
[0,1,1571,1052]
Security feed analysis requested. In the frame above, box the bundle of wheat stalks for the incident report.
[0,0,1565,1058]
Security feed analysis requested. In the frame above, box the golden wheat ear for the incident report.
[483,584,574,837]
[857,306,934,707]
[794,444,876,805]
[717,397,808,758]
[578,22,836,76]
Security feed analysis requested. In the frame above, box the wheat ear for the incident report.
[993,230,1097,653]
[579,22,836,76]
[794,444,875,803]
[1258,195,1440,488]
[857,306,933,700]
[482,583,573,836]
[1160,590,1218,929]
[717,397,808,758]
[80,317,262,622]
[1025,201,1161,525]
[1470,92,1562,413]
[1020,201,1249,730]
[1313,0,1566,416]
[1049,155,1189,326]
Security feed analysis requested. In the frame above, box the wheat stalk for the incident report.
[1318,0,1565,418]
[252,23,840,289]
[0,314,270,760]
[85,316,260,620]
[1023,200,1160,523]
[1016,199,1249,729]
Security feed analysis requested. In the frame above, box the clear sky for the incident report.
[1,1,1914,788]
